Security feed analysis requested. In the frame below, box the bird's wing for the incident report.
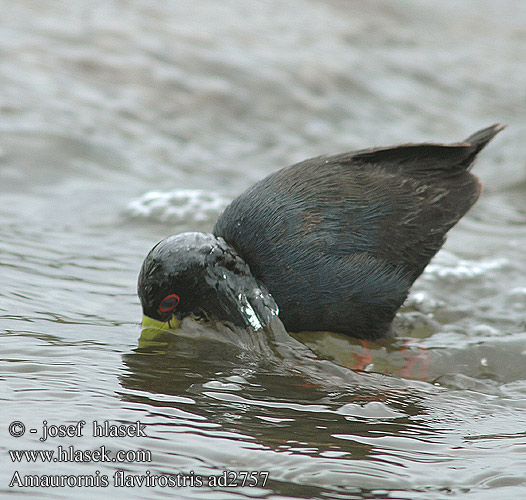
[213,125,502,338]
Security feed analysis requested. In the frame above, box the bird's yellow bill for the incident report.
[140,314,181,344]
[141,314,181,330]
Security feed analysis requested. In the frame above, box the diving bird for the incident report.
[138,124,504,340]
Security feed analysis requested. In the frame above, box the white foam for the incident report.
[125,189,230,223]
[424,252,508,280]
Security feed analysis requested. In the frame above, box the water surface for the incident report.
[1,1,525,499]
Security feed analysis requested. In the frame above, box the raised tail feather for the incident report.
[460,123,506,168]
[349,123,505,176]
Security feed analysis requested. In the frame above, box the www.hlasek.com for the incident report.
[9,445,151,464]
[8,419,269,488]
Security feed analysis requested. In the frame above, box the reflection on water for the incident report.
[121,321,435,491]
[1,0,525,498]
[118,319,526,497]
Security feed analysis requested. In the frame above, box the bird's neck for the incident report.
[202,236,279,330]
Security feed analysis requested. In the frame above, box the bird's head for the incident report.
[138,232,278,331]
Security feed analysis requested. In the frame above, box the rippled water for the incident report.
[1,1,525,499]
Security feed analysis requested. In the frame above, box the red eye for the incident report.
[159,294,180,313]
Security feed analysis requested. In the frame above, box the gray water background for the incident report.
[1,1,525,499]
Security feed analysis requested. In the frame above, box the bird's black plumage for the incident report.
[138,232,278,330]
[139,124,504,339]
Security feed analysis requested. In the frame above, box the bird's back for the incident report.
[214,125,503,339]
